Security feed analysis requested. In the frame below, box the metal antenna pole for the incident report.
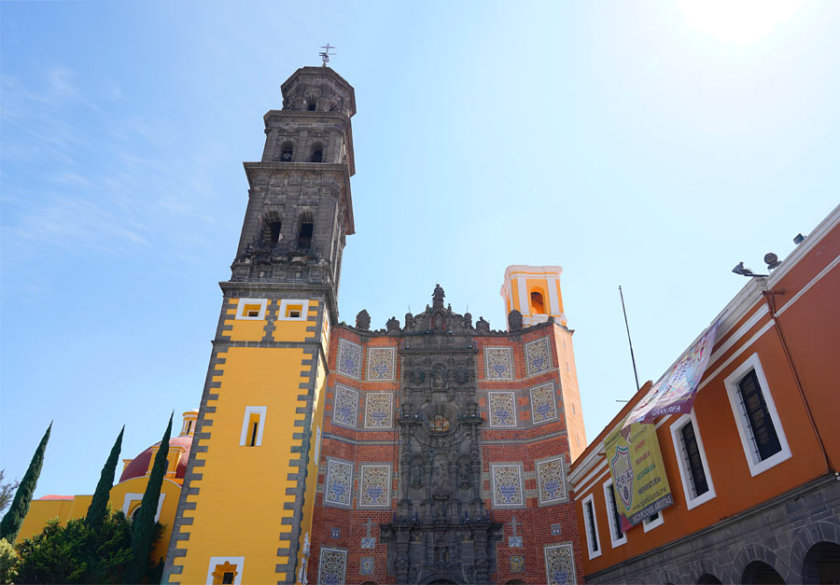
[619,285,641,392]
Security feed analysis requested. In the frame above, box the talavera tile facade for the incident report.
[336,339,362,379]
[366,347,395,381]
[525,337,552,376]
[317,548,347,585]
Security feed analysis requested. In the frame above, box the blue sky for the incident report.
[2,1,838,498]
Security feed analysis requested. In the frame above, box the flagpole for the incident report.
[619,285,641,392]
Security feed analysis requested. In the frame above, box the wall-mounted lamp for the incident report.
[732,262,768,278]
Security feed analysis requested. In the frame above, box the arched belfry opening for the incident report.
[309,143,323,163]
[296,212,314,250]
[531,289,546,314]
[279,142,293,162]
[261,212,283,247]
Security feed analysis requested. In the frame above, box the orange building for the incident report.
[569,204,840,584]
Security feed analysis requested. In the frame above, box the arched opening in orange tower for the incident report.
[531,290,546,314]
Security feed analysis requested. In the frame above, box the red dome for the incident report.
[118,435,193,484]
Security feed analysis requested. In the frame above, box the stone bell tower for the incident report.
[163,66,357,585]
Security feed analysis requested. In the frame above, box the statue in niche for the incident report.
[435,539,449,565]
[355,309,371,330]
[432,456,450,496]
[458,458,471,487]
[432,365,446,389]
[411,457,424,489]
[409,367,425,386]
[454,366,468,385]
[508,309,523,331]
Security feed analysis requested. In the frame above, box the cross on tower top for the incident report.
[319,43,335,66]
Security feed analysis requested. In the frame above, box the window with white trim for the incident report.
[278,299,309,321]
[724,353,791,476]
[670,411,716,509]
[239,406,267,447]
[236,298,267,320]
[602,479,627,547]
[643,510,664,532]
[582,493,601,559]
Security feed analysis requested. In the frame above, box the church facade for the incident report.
[161,65,588,585]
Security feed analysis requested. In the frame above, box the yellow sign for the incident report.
[605,419,673,529]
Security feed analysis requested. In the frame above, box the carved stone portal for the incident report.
[382,287,502,584]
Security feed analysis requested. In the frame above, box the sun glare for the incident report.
[680,0,802,44]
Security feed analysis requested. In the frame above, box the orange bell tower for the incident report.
[500,265,568,328]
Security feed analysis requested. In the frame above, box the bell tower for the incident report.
[164,66,357,585]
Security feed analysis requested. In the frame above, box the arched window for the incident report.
[309,144,323,163]
[261,213,283,246]
[531,290,546,314]
[279,142,293,162]
[306,98,317,111]
[742,561,785,584]
[803,542,840,584]
[297,213,314,250]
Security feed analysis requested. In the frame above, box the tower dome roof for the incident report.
[118,435,193,483]
[118,410,198,484]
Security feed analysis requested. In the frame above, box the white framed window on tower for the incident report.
[581,493,601,559]
[724,353,791,476]
[602,479,627,548]
[670,411,716,509]
[235,298,267,320]
[239,406,267,447]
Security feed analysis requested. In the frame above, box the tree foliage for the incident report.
[13,510,138,584]
[0,538,17,585]
[125,414,172,584]
[0,472,19,515]
[86,427,124,529]
[0,423,51,543]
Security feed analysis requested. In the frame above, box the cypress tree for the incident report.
[125,414,172,584]
[0,423,51,544]
[86,426,124,529]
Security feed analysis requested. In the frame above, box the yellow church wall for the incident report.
[171,299,320,585]
[295,352,328,583]
[18,478,181,567]
[18,495,92,541]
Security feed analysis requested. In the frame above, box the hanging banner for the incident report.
[605,420,673,530]
[624,322,719,426]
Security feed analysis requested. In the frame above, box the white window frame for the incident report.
[724,353,792,476]
[121,492,165,523]
[235,298,267,320]
[643,510,664,532]
[582,493,601,559]
[239,406,267,447]
[206,556,245,585]
[602,478,627,548]
[670,411,716,509]
[278,299,309,321]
